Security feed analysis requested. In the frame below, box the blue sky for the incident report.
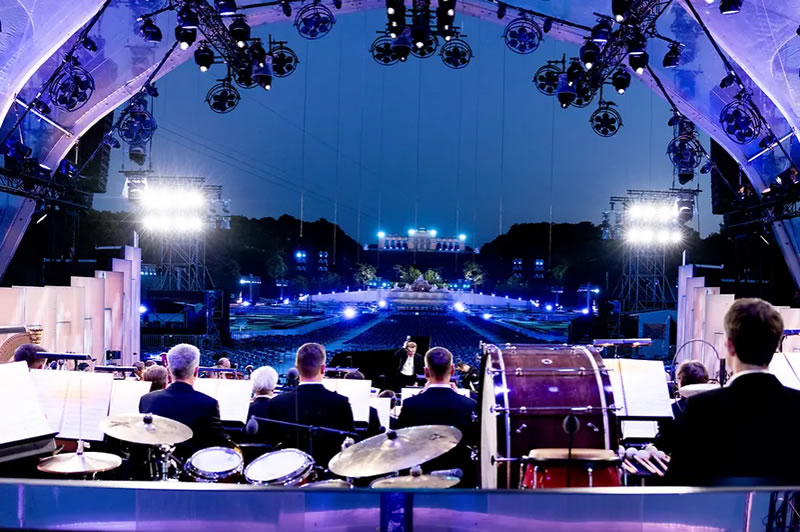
[98,8,721,247]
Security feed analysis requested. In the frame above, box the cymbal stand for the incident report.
[153,444,178,481]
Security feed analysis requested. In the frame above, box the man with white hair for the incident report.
[244,366,279,446]
[139,343,226,456]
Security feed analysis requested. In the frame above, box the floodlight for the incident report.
[139,305,148,314]
[482,313,492,320]
[454,302,466,312]
[430,229,438,237]
[459,233,466,241]
[670,230,683,243]
[545,304,553,312]
[377,231,386,238]
[581,308,590,315]
[343,306,357,319]
[408,229,416,236]
[378,300,387,308]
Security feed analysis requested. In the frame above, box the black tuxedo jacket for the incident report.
[394,348,424,377]
[667,372,800,486]
[267,383,355,467]
[138,381,227,457]
[654,397,689,454]
[396,386,477,486]
[243,396,275,445]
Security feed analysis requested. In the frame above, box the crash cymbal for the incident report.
[370,474,460,489]
[328,425,462,478]
[38,452,122,475]
[101,413,192,446]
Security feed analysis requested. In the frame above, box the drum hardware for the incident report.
[490,368,607,376]
[490,405,619,414]
[245,415,359,460]
[520,449,621,489]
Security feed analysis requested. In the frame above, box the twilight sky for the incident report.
[98,8,722,247]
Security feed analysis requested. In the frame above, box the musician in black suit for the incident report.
[394,340,424,390]
[396,346,477,487]
[654,360,709,454]
[267,343,355,466]
[138,343,227,458]
[244,366,278,446]
[667,298,800,486]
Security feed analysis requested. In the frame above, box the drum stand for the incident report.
[151,444,179,481]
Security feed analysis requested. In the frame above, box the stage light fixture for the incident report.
[612,0,629,22]
[176,26,197,50]
[627,33,647,56]
[663,43,681,68]
[216,0,238,15]
[294,3,335,40]
[542,17,553,33]
[580,41,599,70]
[440,38,472,69]
[229,16,251,48]
[370,35,400,65]
[719,99,761,144]
[82,37,98,52]
[719,0,742,14]
[533,63,562,95]
[234,65,256,88]
[269,43,299,77]
[118,96,157,144]
[454,301,466,312]
[140,18,163,42]
[377,231,386,238]
[249,41,267,67]
[411,32,439,59]
[629,52,648,75]
[333,0,343,9]
[590,101,623,137]
[503,17,543,54]
[590,19,611,44]
[556,73,576,109]
[719,73,736,88]
[178,6,199,29]
[206,78,241,113]
[282,1,292,16]
[50,61,97,112]
[430,229,438,237]
[378,300,387,308]
[496,2,506,20]
[392,29,413,62]
[194,45,215,72]
[459,233,466,241]
[408,229,417,236]
[611,69,631,94]
[343,306,357,319]
[253,56,273,90]
[32,99,51,116]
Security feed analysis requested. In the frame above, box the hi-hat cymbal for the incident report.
[101,413,192,445]
[38,452,122,475]
[370,474,461,489]
[328,425,462,478]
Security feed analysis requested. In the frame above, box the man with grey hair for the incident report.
[245,366,279,445]
[267,343,354,465]
[139,343,226,456]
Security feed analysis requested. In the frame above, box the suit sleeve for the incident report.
[340,397,355,432]
[138,395,147,414]
[208,400,227,444]
[396,402,413,429]
[664,398,699,485]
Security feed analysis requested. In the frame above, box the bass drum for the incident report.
[479,344,619,489]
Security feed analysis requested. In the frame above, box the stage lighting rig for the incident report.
[667,116,704,184]
[720,94,762,144]
[556,73,576,109]
[412,33,439,59]
[590,17,612,44]
[294,2,335,40]
[175,26,198,49]
[139,18,163,42]
[392,28,413,62]
[662,43,681,68]
[49,57,95,112]
[503,16,543,54]
[629,51,648,75]
[206,74,241,113]
[719,0,743,15]
[566,58,583,86]
[268,36,300,76]
[229,16,251,47]
[440,37,472,69]
[194,44,216,72]
[370,33,401,65]
[215,0,238,15]
[253,56,274,90]
[496,2,507,20]
[118,94,157,145]
[533,58,564,95]
[579,40,599,69]
[611,68,631,94]
[590,100,623,137]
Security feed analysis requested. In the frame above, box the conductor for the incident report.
[394,340,424,389]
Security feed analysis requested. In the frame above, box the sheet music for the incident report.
[370,397,392,430]
[621,420,659,440]
[109,379,152,416]
[772,353,800,390]
[0,362,54,445]
[194,378,253,423]
[602,359,672,418]
[323,378,372,422]
[29,370,113,441]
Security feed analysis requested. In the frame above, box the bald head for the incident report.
[296,343,326,380]
[424,347,454,384]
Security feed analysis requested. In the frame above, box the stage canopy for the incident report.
[1,1,799,281]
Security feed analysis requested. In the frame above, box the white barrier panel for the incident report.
[15,286,56,352]
[51,285,85,354]
[680,277,704,364]
[71,276,105,364]
[0,287,25,348]
[112,258,133,365]
[96,270,124,355]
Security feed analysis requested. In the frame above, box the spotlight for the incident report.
[611,69,631,94]
[590,19,611,44]
[32,99,52,116]
[81,37,98,52]
[663,43,681,68]
[719,0,743,14]
[458,233,466,241]
[216,0,238,15]
[629,52,649,75]
[253,56,273,90]
[249,41,267,67]
[140,18,163,42]
[377,231,386,238]
[542,17,553,33]
[194,45,215,72]
[532,63,561,95]
[175,26,197,50]
[178,6,199,29]
[678,172,694,185]
[612,0,629,22]
[719,99,761,144]
[556,73,576,109]
[503,17,543,54]
[720,73,736,88]
[386,0,406,32]
[482,313,492,320]
[282,1,292,17]
[371,35,400,65]
[580,41,599,70]
[440,38,472,69]
[392,28,413,62]
[566,59,583,86]
[139,305,148,314]
[50,63,95,111]
[206,79,241,113]
[343,306,357,319]
[294,3,335,40]
[378,300,387,308]
[454,302,466,312]
[627,33,647,56]
[700,161,713,174]
[430,229,438,237]
[496,2,506,20]
[590,101,623,137]
[229,16,251,48]
[270,43,299,76]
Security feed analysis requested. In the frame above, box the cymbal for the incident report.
[328,425,462,478]
[38,452,122,475]
[101,413,192,445]
[370,474,460,489]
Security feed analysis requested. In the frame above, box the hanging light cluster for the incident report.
[666,114,709,185]
[370,0,472,69]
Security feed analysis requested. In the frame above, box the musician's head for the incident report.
[296,342,326,381]
[405,341,417,355]
[724,298,783,371]
[455,361,470,373]
[217,357,231,369]
[252,366,279,397]
[132,361,144,376]
[344,370,365,380]
[676,360,709,388]
[143,365,168,392]
[14,343,46,370]
[424,346,454,384]
[167,343,201,384]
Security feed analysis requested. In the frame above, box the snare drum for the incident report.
[184,447,243,483]
[521,448,621,489]
[245,449,315,486]
[479,344,619,489]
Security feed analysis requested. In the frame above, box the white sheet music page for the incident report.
[109,379,152,416]
[602,359,627,416]
[621,420,659,440]
[370,397,391,430]
[616,359,673,418]
[0,362,54,444]
[772,353,800,390]
[323,378,372,422]
[195,378,252,423]
[29,370,113,441]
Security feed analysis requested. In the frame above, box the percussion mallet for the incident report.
[625,448,658,475]
[644,445,668,470]
[636,449,663,477]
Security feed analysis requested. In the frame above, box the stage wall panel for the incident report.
[124,246,141,362]
[51,285,85,354]
[683,277,705,362]
[0,287,25,347]
[14,286,57,351]
[96,271,123,355]
[111,258,133,365]
[71,277,105,364]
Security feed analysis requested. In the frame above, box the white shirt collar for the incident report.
[298,381,323,386]
[725,368,771,387]
[426,383,454,389]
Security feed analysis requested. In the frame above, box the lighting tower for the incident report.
[126,172,231,291]
[604,189,698,313]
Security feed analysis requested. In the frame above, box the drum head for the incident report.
[245,449,313,485]
[188,447,242,474]
[300,479,353,489]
